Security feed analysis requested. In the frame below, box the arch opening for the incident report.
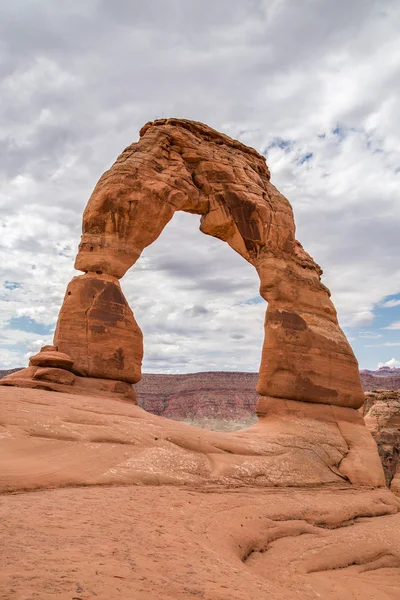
[121,210,265,376]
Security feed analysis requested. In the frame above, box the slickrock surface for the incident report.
[0,387,385,492]
[2,485,400,600]
[363,390,400,496]
[1,386,400,600]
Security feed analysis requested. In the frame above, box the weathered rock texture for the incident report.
[0,386,386,492]
[47,118,362,408]
[54,273,143,382]
[0,119,379,490]
[0,120,398,599]
[1,386,400,599]
[363,389,400,496]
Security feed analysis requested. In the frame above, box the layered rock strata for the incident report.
[363,390,400,495]
[1,345,136,402]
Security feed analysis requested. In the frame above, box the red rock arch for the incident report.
[52,119,363,409]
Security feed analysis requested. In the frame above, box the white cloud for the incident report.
[357,332,383,340]
[384,321,400,330]
[378,357,400,368]
[382,299,400,308]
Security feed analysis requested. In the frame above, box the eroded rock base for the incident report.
[0,346,136,402]
[0,387,384,492]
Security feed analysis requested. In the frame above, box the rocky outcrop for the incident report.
[2,117,360,408]
[0,385,385,492]
[1,386,400,599]
[0,119,382,489]
[53,273,143,383]
[363,389,400,496]
[1,345,136,402]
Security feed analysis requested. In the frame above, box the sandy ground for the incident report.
[1,486,400,600]
[1,387,400,599]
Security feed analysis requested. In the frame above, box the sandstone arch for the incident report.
[48,118,363,409]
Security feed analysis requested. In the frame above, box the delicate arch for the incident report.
[52,119,364,409]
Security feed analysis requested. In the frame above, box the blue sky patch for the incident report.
[8,316,54,336]
[298,152,313,165]
[264,138,294,155]
[4,281,22,290]
[345,293,400,369]
[241,296,265,305]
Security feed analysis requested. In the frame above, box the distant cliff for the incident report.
[359,368,400,392]
[134,372,258,420]
[1,367,399,419]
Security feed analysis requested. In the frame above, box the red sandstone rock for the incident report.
[1,119,372,488]
[33,367,76,386]
[29,350,74,370]
[363,389,400,496]
[54,272,143,383]
[53,118,363,407]
[0,386,385,491]
[0,367,136,402]
[1,386,400,599]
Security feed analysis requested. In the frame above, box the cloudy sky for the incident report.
[1,0,399,373]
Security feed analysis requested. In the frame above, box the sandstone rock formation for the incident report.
[0,118,383,487]
[1,386,400,599]
[1,119,400,599]
[70,119,364,408]
[363,389,400,496]
[3,118,363,406]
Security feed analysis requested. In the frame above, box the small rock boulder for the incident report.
[29,350,74,371]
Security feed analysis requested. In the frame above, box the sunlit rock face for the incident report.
[54,118,362,408]
[1,118,381,488]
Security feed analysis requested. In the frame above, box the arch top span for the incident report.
[75,118,298,280]
[48,118,365,409]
